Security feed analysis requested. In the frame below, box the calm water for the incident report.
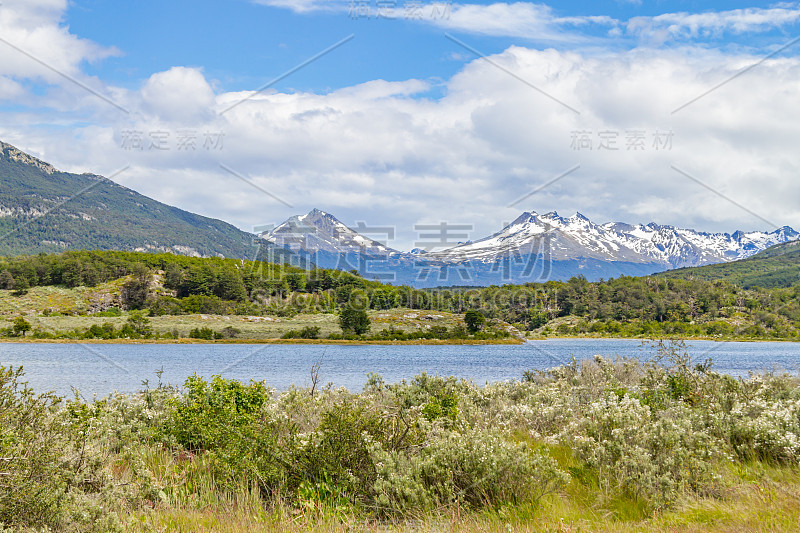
[1,339,800,397]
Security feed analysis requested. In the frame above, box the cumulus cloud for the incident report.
[0,0,121,113]
[140,67,217,123]
[22,44,793,250]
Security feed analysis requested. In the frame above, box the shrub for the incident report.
[84,322,117,339]
[284,327,322,340]
[0,366,118,530]
[189,327,221,340]
[221,325,242,338]
[300,326,321,339]
[294,401,385,502]
[124,311,153,338]
[421,390,459,423]
[163,374,289,494]
[147,295,182,316]
[564,393,716,507]
[180,294,230,315]
[370,428,567,514]
[93,306,123,317]
[11,316,31,337]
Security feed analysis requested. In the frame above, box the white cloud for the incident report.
[627,5,800,44]
[432,3,615,42]
[16,43,793,250]
[140,67,217,123]
[432,3,800,44]
[251,0,343,14]
[253,1,800,46]
[0,0,121,112]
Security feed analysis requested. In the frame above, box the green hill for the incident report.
[659,240,800,288]
[0,141,289,262]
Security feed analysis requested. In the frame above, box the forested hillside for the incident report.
[0,141,290,261]
[660,240,800,288]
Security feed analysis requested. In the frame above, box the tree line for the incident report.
[2,251,799,338]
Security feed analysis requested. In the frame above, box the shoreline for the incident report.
[3,335,798,345]
[527,334,800,343]
[0,337,525,346]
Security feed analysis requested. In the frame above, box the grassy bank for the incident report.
[526,313,800,343]
[0,285,523,343]
[2,341,800,531]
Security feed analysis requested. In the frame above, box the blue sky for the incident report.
[66,0,798,93]
[2,0,800,249]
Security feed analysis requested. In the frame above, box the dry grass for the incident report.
[113,442,800,533]
[0,287,522,343]
[121,473,800,533]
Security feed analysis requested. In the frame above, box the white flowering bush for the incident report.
[369,427,568,514]
[563,393,717,506]
[718,385,800,462]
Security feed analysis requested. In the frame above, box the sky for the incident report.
[1,0,800,250]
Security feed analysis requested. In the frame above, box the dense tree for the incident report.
[216,268,248,301]
[339,307,371,335]
[11,275,28,295]
[12,317,31,337]
[464,310,486,333]
[164,262,183,290]
[0,270,13,289]
[0,250,798,339]
[121,264,151,310]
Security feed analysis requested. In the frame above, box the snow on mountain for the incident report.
[262,208,398,256]
[265,209,799,283]
[430,211,798,268]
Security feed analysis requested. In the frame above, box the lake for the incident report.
[2,339,800,397]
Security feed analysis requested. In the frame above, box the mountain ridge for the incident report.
[3,140,796,287]
[263,208,798,287]
[0,140,290,263]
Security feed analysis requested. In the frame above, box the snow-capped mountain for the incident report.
[262,208,398,256]
[264,209,798,287]
[432,211,799,269]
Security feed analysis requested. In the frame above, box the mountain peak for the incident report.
[0,140,57,175]
[266,209,397,255]
[511,211,539,225]
[307,208,331,218]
